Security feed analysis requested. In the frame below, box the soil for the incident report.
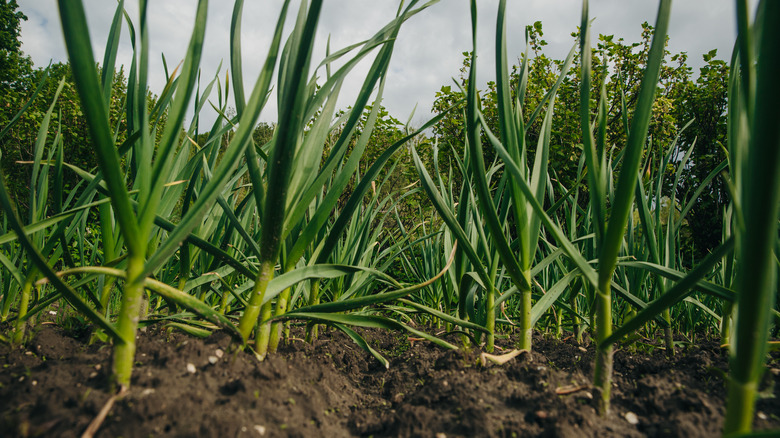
[1,323,779,437]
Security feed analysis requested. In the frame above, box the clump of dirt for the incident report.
[1,324,778,437]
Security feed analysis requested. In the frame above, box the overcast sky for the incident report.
[18,1,743,128]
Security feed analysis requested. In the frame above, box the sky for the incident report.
[18,1,743,128]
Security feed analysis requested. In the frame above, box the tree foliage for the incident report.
[0,12,729,263]
[430,21,728,262]
[0,0,30,90]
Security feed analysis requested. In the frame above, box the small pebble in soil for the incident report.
[758,412,768,420]
[215,349,224,358]
[435,433,446,438]
[576,391,594,401]
[89,372,98,379]
[208,356,218,364]
[186,363,197,374]
[625,412,639,425]
[254,425,266,435]
[535,410,548,419]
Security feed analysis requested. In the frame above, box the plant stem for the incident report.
[218,283,230,315]
[570,281,583,344]
[517,284,533,350]
[662,308,674,356]
[98,198,117,315]
[111,254,146,391]
[725,3,780,433]
[593,282,613,415]
[99,279,116,315]
[305,280,320,343]
[1,287,12,322]
[12,274,34,345]
[237,259,275,342]
[268,287,291,353]
[255,302,274,360]
[178,243,190,293]
[485,285,496,352]
[725,379,758,434]
[443,291,452,332]
[720,301,733,345]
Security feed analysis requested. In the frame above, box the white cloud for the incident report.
[19,0,743,129]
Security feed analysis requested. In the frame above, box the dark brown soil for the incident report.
[1,323,779,437]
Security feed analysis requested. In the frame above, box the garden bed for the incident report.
[1,324,778,437]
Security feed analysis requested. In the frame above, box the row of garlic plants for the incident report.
[0,0,777,435]
[405,0,778,434]
[0,0,451,389]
